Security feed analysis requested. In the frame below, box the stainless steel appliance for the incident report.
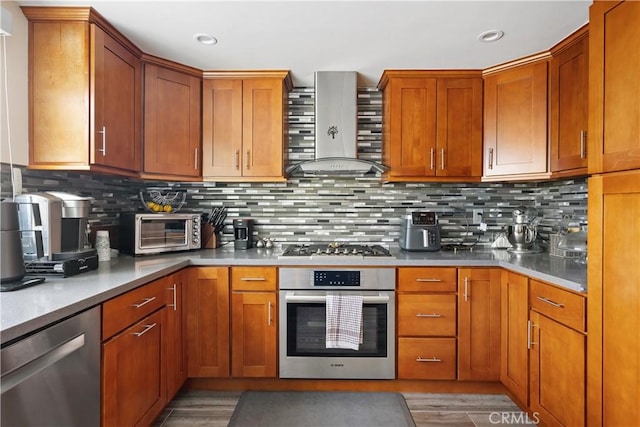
[279,267,396,379]
[119,212,201,255]
[399,211,441,251]
[505,206,542,253]
[1,201,26,283]
[1,306,101,426]
[233,218,254,250]
[280,242,393,259]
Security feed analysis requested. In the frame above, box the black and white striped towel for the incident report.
[326,293,363,350]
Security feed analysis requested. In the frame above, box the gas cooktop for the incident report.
[280,243,393,258]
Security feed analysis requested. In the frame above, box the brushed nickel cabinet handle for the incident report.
[430,148,435,170]
[580,130,587,159]
[246,150,250,169]
[416,313,442,318]
[194,148,198,170]
[240,277,266,281]
[235,150,240,169]
[132,296,156,309]
[527,320,539,349]
[98,126,107,155]
[537,296,565,308]
[168,284,177,311]
[267,301,272,326]
[416,357,441,362]
[488,148,494,170]
[464,277,469,302]
[441,148,445,170]
[416,278,442,282]
[132,323,157,337]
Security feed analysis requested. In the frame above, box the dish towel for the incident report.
[326,293,363,350]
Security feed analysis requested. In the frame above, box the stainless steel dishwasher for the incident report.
[1,306,101,426]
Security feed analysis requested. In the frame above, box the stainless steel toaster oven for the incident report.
[119,212,201,255]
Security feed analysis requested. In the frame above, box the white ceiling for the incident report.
[16,0,592,86]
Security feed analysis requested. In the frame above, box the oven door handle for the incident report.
[284,293,390,303]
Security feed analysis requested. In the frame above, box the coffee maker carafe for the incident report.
[233,218,254,250]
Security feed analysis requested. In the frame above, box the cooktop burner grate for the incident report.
[280,243,393,257]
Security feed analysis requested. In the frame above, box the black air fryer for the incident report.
[233,218,254,250]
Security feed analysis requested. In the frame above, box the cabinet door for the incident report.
[185,267,230,377]
[436,78,483,177]
[550,29,589,175]
[166,270,187,400]
[458,268,501,381]
[144,64,201,178]
[242,78,286,178]
[529,311,585,427]
[386,78,437,177]
[28,20,90,168]
[588,170,640,425]
[93,25,142,172]
[483,61,548,178]
[589,1,640,173]
[102,309,166,427]
[231,291,277,377]
[202,79,244,177]
[500,271,529,406]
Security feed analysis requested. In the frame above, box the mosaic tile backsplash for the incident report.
[1,87,587,249]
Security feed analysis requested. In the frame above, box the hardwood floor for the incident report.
[154,390,534,426]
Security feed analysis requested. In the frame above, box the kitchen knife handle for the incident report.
[416,313,442,318]
[98,126,107,156]
[235,150,240,169]
[430,148,435,170]
[488,148,494,170]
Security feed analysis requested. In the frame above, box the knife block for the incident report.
[202,223,220,249]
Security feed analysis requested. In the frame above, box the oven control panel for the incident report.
[313,270,360,287]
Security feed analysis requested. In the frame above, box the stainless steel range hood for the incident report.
[286,71,387,176]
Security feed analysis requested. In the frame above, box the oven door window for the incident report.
[286,303,387,357]
[139,219,187,248]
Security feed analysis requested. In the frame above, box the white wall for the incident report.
[0,1,28,166]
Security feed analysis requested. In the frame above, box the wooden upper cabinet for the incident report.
[549,25,589,177]
[202,71,292,182]
[589,0,640,174]
[378,71,483,182]
[483,58,550,181]
[142,61,202,180]
[24,7,142,176]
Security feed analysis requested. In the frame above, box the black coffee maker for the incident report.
[233,218,254,250]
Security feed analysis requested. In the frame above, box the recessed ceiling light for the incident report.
[194,33,218,45]
[478,30,504,43]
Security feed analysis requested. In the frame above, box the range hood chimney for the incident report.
[286,71,387,176]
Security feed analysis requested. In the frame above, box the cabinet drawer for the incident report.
[397,294,456,336]
[530,279,586,332]
[232,267,277,291]
[103,278,166,340]
[398,337,456,380]
[398,267,457,292]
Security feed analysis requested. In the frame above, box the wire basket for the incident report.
[140,188,185,213]
[549,234,582,259]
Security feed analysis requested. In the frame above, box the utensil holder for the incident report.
[202,223,220,249]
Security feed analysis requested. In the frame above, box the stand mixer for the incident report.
[505,206,543,253]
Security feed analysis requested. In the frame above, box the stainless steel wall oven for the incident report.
[279,267,395,379]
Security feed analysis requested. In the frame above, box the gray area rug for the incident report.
[228,391,416,427]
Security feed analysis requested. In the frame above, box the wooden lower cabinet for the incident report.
[397,337,456,380]
[457,268,501,381]
[231,267,278,377]
[166,269,187,400]
[102,308,166,427]
[185,267,230,377]
[500,271,529,406]
[529,311,585,427]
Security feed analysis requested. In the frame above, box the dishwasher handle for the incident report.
[1,334,85,395]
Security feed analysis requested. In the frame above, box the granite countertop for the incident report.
[0,245,586,345]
